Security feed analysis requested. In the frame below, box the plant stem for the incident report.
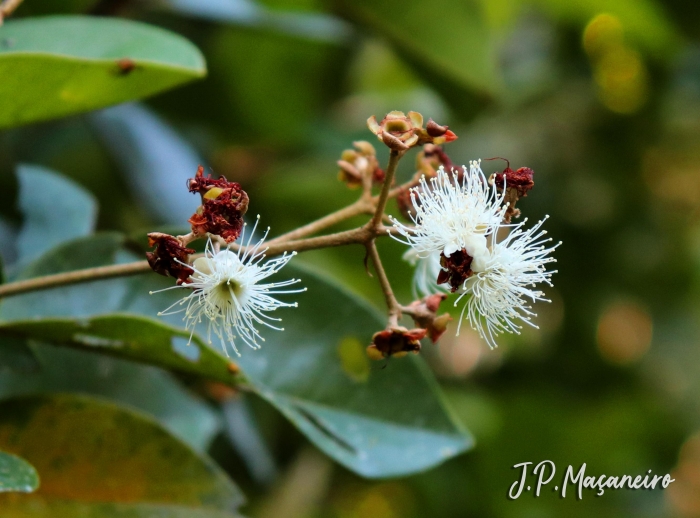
[267,198,372,245]
[0,152,406,304]
[369,150,400,229]
[0,0,23,23]
[365,241,401,325]
[0,227,376,300]
[0,261,152,299]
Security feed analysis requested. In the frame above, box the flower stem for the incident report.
[0,227,376,300]
[267,198,372,245]
[0,0,23,24]
[365,241,402,325]
[0,261,152,299]
[370,150,401,229]
[0,152,406,302]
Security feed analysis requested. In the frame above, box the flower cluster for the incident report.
[367,111,457,151]
[147,167,302,357]
[391,161,559,349]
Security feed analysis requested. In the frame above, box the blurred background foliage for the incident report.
[2,0,700,516]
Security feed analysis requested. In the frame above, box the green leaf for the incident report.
[208,26,350,144]
[525,0,679,58]
[0,234,471,478]
[0,451,39,493]
[0,233,130,321]
[0,337,39,374]
[0,394,243,511]
[15,164,97,264]
[0,16,206,129]
[333,0,499,118]
[0,315,243,387]
[234,265,473,478]
[0,344,222,453]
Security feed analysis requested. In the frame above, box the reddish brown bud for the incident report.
[187,166,249,243]
[337,141,384,188]
[406,294,452,343]
[367,326,427,359]
[438,249,474,293]
[367,111,457,150]
[146,232,195,285]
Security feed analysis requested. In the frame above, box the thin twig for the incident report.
[0,227,376,300]
[369,150,400,229]
[267,198,372,245]
[0,261,152,299]
[0,0,24,24]
[365,240,401,326]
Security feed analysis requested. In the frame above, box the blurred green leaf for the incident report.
[0,344,222,453]
[526,0,679,57]
[0,16,206,129]
[232,265,472,478]
[0,233,129,321]
[0,315,243,387]
[0,394,243,511]
[332,0,498,118]
[208,26,349,143]
[15,164,96,265]
[90,104,202,224]
[0,228,471,478]
[0,451,38,493]
[0,337,39,374]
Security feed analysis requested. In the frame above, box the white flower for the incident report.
[455,217,559,348]
[403,248,443,298]
[390,161,506,265]
[153,217,305,357]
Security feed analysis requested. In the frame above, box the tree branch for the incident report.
[0,0,23,24]
[365,240,401,325]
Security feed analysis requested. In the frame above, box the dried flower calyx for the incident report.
[489,162,535,223]
[367,111,457,151]
[406,294,452,343]
[337,141,385,188]
[146,232,195,285]
[366,326,427,360]
[188,165,250,242]
[437,249,475,292]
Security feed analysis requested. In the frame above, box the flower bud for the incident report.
[367,111,457,151]
[407,294,452,343]
[146,232,195,285]
[367,326,427,359]
[337,141,384,188]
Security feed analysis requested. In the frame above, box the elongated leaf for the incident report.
[0,344,222,453]
[15,164,97,264]
[1,231,222,452]
[0,230,471,478]
[0,16,206,128]
[0,337,39,374]
[0,315,243,387]
[0,451,38,493]
[234,265,473,478]
[0,394,244,510]
[90,104,203,224]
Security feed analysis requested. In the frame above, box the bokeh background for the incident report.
[3,0,700,516]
